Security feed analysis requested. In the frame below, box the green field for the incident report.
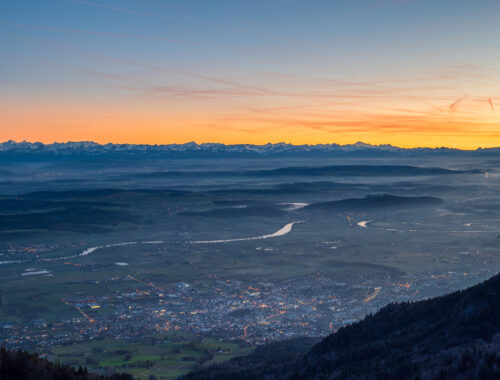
[45,333,251,379]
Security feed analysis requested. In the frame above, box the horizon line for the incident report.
[1,139,499,151]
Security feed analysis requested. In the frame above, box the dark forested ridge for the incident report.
[0,348,133,380]
[182,273,500,380]
[304,194,444,212]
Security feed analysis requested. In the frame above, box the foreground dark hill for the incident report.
[0,348,133,380]
[182,273,500,380]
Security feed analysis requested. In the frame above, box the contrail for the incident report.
[64,0,291,43]
[448,98,463,112]
[57,48,283,96]
[0,21,199,46]
[410,96,444,113]
[65,0,177,20]
[488,97,495,115]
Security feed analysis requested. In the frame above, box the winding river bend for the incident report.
[41,240,165,262]
[190,221,302,244]
[0,222,302,264]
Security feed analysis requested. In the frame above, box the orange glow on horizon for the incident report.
[1,98,499,150]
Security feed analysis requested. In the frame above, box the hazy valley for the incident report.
[0,144,499,378]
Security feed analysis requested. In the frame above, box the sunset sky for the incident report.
[1,0,499,148]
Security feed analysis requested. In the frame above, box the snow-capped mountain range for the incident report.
[0,140,498,160]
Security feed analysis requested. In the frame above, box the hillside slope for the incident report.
[304,194,443,212]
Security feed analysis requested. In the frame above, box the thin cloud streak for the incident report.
[210,107,500,136]
[0,21,201,46]
[65,0,178,20]
[64,0,292,43]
